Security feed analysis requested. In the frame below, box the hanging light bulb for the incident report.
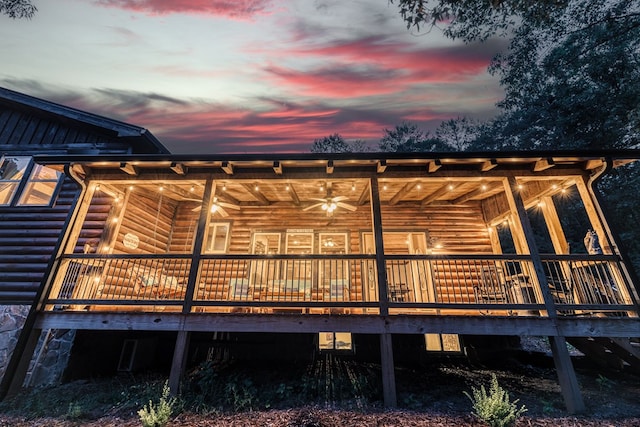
[210,203,219,213]
[351,183,356,191]
[321,202,328,211]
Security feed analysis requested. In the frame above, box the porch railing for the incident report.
[45,253,637,317]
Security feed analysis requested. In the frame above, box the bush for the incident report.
[138,381,176,427]
[464,374,527,427]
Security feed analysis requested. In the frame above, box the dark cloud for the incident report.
[0,80,497,154]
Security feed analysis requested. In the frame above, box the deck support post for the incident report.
[168,331,190,396]
[505,176,585,413]
[0,327,42,400]
[379,333,397,407]
[549,335,585,414]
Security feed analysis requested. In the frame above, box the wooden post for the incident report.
[0,328,42,399]
[168,331,190,396]
[369,176,389,316]
[182,179,214,313]
[549,336,585,414]
[504,176,585,414]
[379,333,397,407]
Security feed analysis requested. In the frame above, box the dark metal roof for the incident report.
[0,86,169,154]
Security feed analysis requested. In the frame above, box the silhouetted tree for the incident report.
[1,0,37,19]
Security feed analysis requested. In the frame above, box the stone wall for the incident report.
[0,305,29,380]
[0,305,74,388]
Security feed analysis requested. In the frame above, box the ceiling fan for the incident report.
[303,194,357,216]
[190,196,240,217]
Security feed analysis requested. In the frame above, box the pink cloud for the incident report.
[94,0,272,18]
[258,35,497,99]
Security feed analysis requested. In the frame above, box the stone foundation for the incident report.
[0,305,74,388]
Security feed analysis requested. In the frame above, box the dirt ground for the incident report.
[1,339,639,426]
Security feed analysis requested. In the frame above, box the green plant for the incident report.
[464,374,527,427]
[225,375,258,412]
[66,401,83,419]
[137,381,176,427]
[596,374,615,392]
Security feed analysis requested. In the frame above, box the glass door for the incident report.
[319,233,349,300]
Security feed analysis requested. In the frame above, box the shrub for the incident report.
[137,381,176,427]
[464,374,527,427]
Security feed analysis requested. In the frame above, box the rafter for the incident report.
[287,183,300,205]
[390,182,417,206]
[119,162,138,176]
[221,161,234,175]
[452,183,499,204]
[357,182,370,205]
[241,183,270,205]
[273,161,283,175]
[170,162,186,175]
[420,183,456,208]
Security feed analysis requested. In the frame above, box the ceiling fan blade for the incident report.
[219,201,240,210]
[303,203,324,211]
[337,202,357,211]
[332,196,349,202]
[191,205,202,212]
[212,205,229,217]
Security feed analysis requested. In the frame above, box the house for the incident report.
[0,87,167,387]
[2,149,639,413]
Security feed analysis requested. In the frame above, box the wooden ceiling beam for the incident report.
[357,182,370,205]
[420,183,456,208]
[119,162,138,176]
[326,160,334,174]
[287,183,300,205]
[428,160,442,173]
[273,161,283,175]
[533,158,555,172]
[241,183,270,205]
[452,183,499,204]
[221,161,234,175]
[170,162,186,175]
[377,160,387,173]
[390,182,417,206]
[480,159,498,172]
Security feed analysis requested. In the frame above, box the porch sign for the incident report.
[123,233,139,249]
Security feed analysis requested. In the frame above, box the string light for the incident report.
[448,184,454,191]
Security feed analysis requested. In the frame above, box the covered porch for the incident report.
[7,152,640,413]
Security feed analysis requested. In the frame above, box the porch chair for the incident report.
[474,265,512,311]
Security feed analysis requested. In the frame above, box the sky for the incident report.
[0,0,506,154]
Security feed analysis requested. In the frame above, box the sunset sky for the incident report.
[0,0,506,153]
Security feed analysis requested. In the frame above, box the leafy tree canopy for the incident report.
[389,0,566,42]
[310,134,371,153]
[1,0,36,19]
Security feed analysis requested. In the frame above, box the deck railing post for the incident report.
[370,176,389,315]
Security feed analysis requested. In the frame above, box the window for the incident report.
[205,222,230,253]
[0,156,62,207]
[425,334,462,353]
[318,332,353,351]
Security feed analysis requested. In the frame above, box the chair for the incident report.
[475,265,511,305]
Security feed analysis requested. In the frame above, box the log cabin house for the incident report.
[2,150,640,413]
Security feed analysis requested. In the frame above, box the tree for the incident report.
[389,0,566,42]
[1,0,37,19]
[379,121,453,152]
[310,134,353,153]
[482,0,640,150]
[435,117,479,151]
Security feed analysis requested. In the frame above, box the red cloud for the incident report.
[94,0,272,18]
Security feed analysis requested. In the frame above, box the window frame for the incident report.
[0,156,63,208]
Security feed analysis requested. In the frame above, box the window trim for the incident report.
[0,156,63,208]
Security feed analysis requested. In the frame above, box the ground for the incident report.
[1,339,639,426]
